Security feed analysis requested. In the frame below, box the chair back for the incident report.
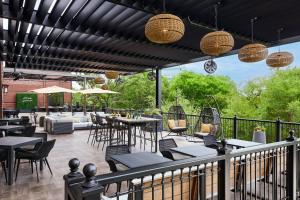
[90,113,97,124]
[159,139,177,161]
[203,135,219,149]
[95,115,105,125]
[37,139,56,158]
[159,139,177,152]
[22,126,36,137]
[20,116,30,125]
[105,145,130,172]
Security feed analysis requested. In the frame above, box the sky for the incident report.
[162,41,300,88]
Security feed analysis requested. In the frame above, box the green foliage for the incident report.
[169,71,237,110]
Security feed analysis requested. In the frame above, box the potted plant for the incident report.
[252,125,266,144]
[142,108,163,132]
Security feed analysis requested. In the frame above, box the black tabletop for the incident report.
[0,136,42,149]
[111,152,171,168]
[224,139,262,148]
[0,125,24,131]
[171,145,218,158]
[0,118,22,122]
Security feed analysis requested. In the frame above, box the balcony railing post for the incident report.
[64,158,85,200]
[64,160,104,200]
[233,115,238,139]
[286,130,297,199]
[218,140,231,200]
[276,118,282,141]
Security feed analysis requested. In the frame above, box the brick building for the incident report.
[3,79,72,109]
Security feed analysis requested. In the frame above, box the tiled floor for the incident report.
[0,129,196,200]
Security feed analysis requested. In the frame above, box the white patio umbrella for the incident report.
[29,85,75,94]
[29,86,75,114]
[78,88,118,94]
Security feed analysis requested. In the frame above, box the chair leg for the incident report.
[1,161,7,183]
[45,158,53,175]
[31,160,33,174]
[34,160,39,182]
[87,124,93,143]
[15,159,21,182]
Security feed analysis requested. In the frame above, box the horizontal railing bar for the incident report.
[94,154,226,185]
[229,140,299,157]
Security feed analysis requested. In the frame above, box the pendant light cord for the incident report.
[277,28,283,52]
[214,4,218,30]
[162,0,166,13]
[251,18,254,43]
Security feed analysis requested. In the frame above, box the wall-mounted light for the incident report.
[2,84,9,95]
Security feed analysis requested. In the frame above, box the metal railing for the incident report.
[64,133,299,200]
[162,112,300,143]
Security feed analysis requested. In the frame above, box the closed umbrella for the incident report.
[29,86,74,114]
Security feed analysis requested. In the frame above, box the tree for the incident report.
[169,71,237,111]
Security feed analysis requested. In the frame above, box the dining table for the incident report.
[0,118,23,125]
[0,136,43,185]
[222,139,262,149]
[107,116,162,152]
[111,152,171,169]
[0,125,24,137]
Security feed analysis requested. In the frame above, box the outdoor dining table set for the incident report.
[105,115,162,152]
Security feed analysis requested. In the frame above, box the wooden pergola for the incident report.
[1,0,300,117]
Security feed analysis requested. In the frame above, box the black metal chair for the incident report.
[105,145,130,192]
[0,150,7,183]
[15,139,56,182]
[159,139,177,160]
[203,135,219,149]
[87,113,97,144]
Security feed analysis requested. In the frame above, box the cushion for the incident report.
[168,120,176,129]
[178,120,186,128]
[200,123,212,133]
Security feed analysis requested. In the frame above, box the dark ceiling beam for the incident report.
[1,3,199,54]
[105,0,269,44]
[3,40,163,68]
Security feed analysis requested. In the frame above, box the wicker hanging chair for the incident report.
[193,96,222,140]
[165,105,188,138]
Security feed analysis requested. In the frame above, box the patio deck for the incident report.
[0,129,191,200]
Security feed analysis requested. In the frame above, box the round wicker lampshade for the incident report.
[105,71,119,79]
[238,43,268,63]
[200,31,234,56]
[145,14,185,44]
[101,84,108,90]
[266,52,294,68]
[94,77,105,84]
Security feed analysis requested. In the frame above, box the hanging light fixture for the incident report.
[105,71,119,79]
[94,77,105,84]
[101,84,108,90]
[147,69,156,81]
[238,18,268,62]
[145,0,185,44]
[200,4,234,56]
[266,29,294,68]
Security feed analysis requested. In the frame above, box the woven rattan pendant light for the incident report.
[101,84,109,90]
[200,5,234,56]
[238,18,268,62]
[145,0,185,44]
[105,71,119,79]
[266,29,294,68]
[94,77,105,84]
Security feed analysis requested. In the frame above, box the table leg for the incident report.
[155,122,158,153]
[128,124,132,148]
[7,149,15,185]
[109,125,112,146]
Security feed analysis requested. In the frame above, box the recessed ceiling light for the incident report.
[3,18,8,30]
[37,26,43,35]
